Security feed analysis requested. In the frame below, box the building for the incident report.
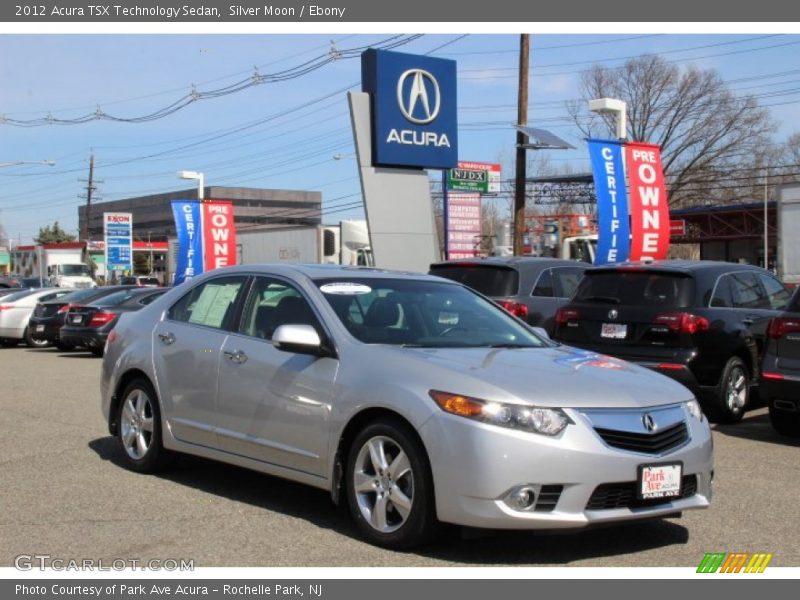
[77,186,322,242]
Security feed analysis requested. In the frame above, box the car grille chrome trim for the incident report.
[594,421,690,454]
[586,475,698,510]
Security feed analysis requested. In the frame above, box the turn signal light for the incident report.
[497,300,529,319]
[767,317,800,339]
[654,312,709,334]
[429,391,484,417]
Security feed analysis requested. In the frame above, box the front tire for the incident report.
[116,378,169,473]
[709,357,749,423]
[345,418,438,549]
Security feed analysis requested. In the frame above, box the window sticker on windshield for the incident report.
[320,283,372,295]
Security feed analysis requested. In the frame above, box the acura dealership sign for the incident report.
[362,49,458,169]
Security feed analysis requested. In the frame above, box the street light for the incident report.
[0,160,56,168]
[589,98,627,140]
[178,170,204,202]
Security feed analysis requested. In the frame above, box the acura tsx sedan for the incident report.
[101,264,713,549]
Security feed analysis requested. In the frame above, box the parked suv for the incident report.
[553,261,793,423]
[430,258,587,334]
[760,288,800,437]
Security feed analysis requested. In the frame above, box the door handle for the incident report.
[158,332,176,345]
[742,316,756,326]
[224,349,248,364]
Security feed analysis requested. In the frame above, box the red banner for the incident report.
[626,142,670,261]
[202,200,237,271]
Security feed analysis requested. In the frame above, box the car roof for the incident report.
[202,263,442,282]
[585,260,772,276]
[431,257,584,269]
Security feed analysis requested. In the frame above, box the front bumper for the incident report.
[419,406,713,530]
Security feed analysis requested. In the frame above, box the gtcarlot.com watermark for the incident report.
[14,554,194,572]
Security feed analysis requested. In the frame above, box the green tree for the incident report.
[35,222,77,244]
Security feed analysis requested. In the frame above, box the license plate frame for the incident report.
[637,462,683,500]
[601,322,627,339]
[35,324,45,332]
[70,315,83,324]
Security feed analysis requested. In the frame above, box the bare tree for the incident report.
[568,55,777,207]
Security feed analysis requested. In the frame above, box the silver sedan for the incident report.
[101,264,713,549]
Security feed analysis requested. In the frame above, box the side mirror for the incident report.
[272,324,324,355]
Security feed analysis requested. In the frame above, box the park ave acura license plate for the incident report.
[601,323,627,339]
[638,463,682,499]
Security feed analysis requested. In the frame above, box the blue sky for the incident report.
[1,33,799,244]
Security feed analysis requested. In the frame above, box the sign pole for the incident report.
[442,170,450,261]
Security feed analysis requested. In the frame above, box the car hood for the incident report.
[369,344,693,409]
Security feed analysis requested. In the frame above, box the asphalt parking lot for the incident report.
[2,344,799,568]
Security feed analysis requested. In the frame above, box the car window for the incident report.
[710,275,734,307]
[574,272,693,308]
[552,267,585,298]
[167,276,247,330]
[729,272,769,309]
[758,273,791,310]
[316,278,547,348]
[429,264,519,297]
[531,269,554,297]
[39,291,71,303]
[238,277,320,341]
[94,290,139,307]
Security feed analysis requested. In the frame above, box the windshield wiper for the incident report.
[582,295,621,304]
[487,343,535,348]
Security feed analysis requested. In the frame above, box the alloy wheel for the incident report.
[725,365,747,412]
[120,388,155,460]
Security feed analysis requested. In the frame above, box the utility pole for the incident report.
[513,34,530,256]
[81,153,96,242]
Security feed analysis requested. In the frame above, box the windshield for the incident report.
[315,278,547,348]
[429,264,519,297]
[60,264,91,277]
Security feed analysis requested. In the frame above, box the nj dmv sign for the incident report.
[362,49,458,169]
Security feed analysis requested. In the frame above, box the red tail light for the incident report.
[0,305,13,311]
[654,312,709,334]
[497,300,528,319]
[767,317,800,339]
[555,307,581,326]
[107,330,118,345]
[89,311,117,327]
[762,372,785,380]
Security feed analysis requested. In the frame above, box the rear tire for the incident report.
[116,378,170,473]
[24,327,49,348]
[769,400,800,437]
[708,357,749,423]
[345,418,438,549]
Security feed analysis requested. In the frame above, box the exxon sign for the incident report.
[362,49,458,169]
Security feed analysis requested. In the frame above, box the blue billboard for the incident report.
[362,49,458,169]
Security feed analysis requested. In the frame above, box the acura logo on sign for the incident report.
[397,69,441,124]
[608,309,618,320]
[643,414,657,432]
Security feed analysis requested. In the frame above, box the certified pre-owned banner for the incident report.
[201,200,237,271]
[588,139,630,265]
[626,142,670,261]
[171,201,203,286]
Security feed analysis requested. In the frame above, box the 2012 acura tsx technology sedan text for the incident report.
[101,264,713,549]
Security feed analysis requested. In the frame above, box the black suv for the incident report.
[760,288,800,437]
[553,261,793,423]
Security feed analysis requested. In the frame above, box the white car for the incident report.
[0,288,72,348]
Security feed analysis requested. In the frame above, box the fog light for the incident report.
[508,486,537,510]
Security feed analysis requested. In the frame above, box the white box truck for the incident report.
[12,243,96,289]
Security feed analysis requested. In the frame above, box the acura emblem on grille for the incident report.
[642,414,657,432]
[608,309,618,320]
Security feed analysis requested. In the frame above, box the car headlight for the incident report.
[686,399,704,420]
[429,390,571,436]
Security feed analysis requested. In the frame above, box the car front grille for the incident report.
[534,485,563,512]
[594,421,689,454]
[586,475,698,510]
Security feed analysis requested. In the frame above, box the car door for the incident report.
[152,275,249,448]
[215,276,338,477]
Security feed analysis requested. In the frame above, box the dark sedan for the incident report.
[29,286,137,350]
[60,287,167,356]
[761,288,800,437]
[430,257,587,334]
